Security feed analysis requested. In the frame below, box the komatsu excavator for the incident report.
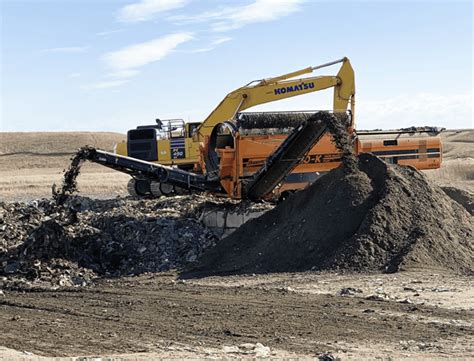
[115,57,357,196]
[83,57,442,201]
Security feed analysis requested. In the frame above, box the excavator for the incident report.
[83,57,442,201]
[115,57,356,196]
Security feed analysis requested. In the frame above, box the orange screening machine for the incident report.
[203,112,441,200]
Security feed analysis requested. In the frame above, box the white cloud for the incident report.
[83,80,129,90]
[169,0,304,31]
[357,92,473,130]
[180,47,215,53]
[212,36,232,45]
[215,0,303,31]
[86,32,192,91]
[42,46,88,54]
[167,9,226,24]
[178,36,232,53]
[102,32,193,71]
[96,29,124,37]
[68,73,81,78]
[106,69,141,79]
[118,0,187,23]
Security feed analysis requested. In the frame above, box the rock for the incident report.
[339,287,363,296]
[254,343,271,357]
[239,343,256,351]
[4,262,19,274]
[431,287,455,292]
[365,294,389,302]
[222,345,240,353]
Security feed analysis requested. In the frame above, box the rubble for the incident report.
[0,141,274,289]
[1,194,265,288]
[339,287,363,296]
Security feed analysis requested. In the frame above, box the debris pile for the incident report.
[0,195,235,287]
[188,121,473,277]
[1,141,275,288]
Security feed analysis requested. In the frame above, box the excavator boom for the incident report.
[195,57,355,141]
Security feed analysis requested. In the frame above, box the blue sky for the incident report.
[1,0,472,132]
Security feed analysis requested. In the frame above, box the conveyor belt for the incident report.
[85,148,223,193]
[243,111,331,200]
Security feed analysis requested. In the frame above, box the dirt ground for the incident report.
[0,130,473,359]
[1,271,473,360]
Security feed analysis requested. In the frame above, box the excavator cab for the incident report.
[116,118,202,167]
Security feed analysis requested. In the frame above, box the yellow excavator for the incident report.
[82,57,441,200]
[115,57,355,195]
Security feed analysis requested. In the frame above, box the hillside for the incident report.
[0,132,128,200]
[425,129,474,192]
[0,132,125,170]
[0,129,472,200]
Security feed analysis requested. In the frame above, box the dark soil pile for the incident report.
[188,154,473,276]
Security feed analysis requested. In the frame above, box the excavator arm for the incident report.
[195,57,355,141]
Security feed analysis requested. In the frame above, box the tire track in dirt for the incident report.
[1,276,472,357]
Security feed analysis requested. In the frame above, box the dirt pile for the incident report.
[189,157,473,277]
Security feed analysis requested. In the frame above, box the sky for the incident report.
[1,0,473,133]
